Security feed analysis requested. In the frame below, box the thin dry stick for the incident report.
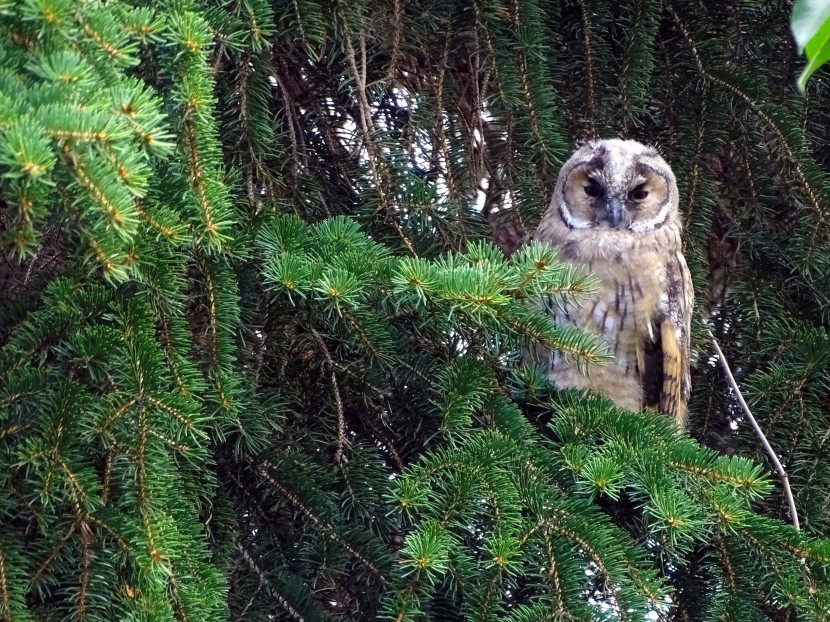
[710,335,800,531]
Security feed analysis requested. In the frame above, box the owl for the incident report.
[533,139,693,426]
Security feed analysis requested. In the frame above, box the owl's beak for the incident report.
[606,197,624,227]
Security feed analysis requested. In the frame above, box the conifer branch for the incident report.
[738,528,785,579]
[101,450,113,503]
[339,12,417,256]
[512,0,551,192]
[385,0,402,84]
[198,257,234,414]
[682,81,709,234]
[84,515,132,553]
[0,542,10,619]
[668,4,829,256]
[311,327,350,465]
[434,21,468,251]
[340,309,383,359]
[576,0,598,139]
[542,529,566,615]
[168,571,192,622]
[137,206,182,242]
[182,119,219,240]
[31,524,76,584]
[136,405,164,563]
[3,2,828,618]
[710,335,800,531]
[76,537,91,619]
[0,422,28,439]
[714,535,738,593]
[155,311,189,392]
[256,462,389,585]
[235,543,268,620]
[271,66,303,188]
[544,520,628,617]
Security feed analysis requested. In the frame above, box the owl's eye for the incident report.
[584,179,604,198]
[629,184,649,201]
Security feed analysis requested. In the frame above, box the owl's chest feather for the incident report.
[554,258,668,379]
[553,230,674,344]
[579,261,664,340]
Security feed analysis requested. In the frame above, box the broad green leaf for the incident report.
[792,0,830,52]
[798,16,830,91]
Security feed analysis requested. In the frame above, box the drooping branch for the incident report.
[710,334,800,531]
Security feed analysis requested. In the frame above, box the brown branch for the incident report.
[311,328,349,464]
[236,540,310,621]
[256,462,388,584]
[339,12,417,256]
[668,5,828,262]
[576,0,598,139]
[710,334,800,530]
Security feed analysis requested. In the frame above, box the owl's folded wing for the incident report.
[657,251,693,426]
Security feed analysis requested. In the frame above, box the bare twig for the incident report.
[710,334,800,530]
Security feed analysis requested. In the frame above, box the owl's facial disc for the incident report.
[560,151,673,232]
[626,163,672,232]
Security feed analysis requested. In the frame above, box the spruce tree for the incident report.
[1,1,829,621]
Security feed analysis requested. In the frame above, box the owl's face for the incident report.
[556,139,678,234]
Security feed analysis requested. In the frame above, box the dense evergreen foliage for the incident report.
[1,0,829,620]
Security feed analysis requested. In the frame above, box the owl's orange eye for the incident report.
[584,179,604,198]
[629,184,648,201]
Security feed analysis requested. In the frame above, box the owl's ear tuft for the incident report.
[584,155,605,171]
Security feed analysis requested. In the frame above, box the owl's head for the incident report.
[554,139,679,233]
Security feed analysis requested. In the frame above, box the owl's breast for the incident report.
[588,259,665,342]
[547,256,669,410]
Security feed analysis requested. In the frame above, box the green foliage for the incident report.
[1,1,830,621]
[792,0,830,91]
[0,1,173,276]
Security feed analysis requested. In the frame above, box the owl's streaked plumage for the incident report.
[534,139,693,425]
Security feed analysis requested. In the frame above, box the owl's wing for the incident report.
[656,251,693,426]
